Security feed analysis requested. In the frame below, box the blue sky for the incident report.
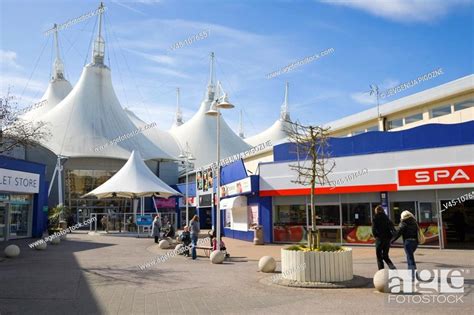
[1,0,473,136]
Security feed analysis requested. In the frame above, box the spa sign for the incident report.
[0,168,40,194]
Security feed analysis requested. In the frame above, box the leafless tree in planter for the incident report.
[0,88,50,155]
[284,119,335,250]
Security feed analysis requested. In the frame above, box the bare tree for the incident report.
[285,119,335,250]
[0,88,50,154]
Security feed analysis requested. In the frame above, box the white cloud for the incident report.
[146,66,191,79]
[321,0,471,23]
[0,50,22,70]
[350,78,400,105]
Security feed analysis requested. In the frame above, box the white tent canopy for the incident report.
[245,82,291,146]
[83,150,181,199]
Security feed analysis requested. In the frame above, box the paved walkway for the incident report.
[0,232,472,315]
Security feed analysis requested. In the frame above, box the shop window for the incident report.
[315,205,340,226]
[224,209,232,228]
[273,205,306,243]
[366,125,378,132]
[454,99,474,111]
[404,113,423,124]
[352,130,364,136]
[418,202,437,223]
[342,203,371,225]
[342,203,374,244]
[387,118,404,130]
[430,105,452,118]
[390,201,416,225]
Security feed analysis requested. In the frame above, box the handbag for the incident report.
[417,224,426,244]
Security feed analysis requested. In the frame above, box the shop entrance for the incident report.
[0,193,33,240]
[316,205,342,243]
[0,201,6,241]
[441,199,474,249]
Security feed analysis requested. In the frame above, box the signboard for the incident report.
[0,168,40,194]
[136,215,153,226]
[220,177,252,198]
[380,192,389,215]
[154,197,176,209]
[398,165,474,187]
[248,204,259,227]
[178,196,196,207]
[196,167,214,193]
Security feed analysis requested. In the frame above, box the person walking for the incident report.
[152,215,162,243]
[189,215,200,260]
[371,205,396,270]
[392,210,419,274]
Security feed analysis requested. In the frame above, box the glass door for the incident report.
[315,204,342,244]
[0,201,6,241]
[8,195,33,239]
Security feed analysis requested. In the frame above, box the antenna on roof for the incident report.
[52,24,65,80]
[92,2,106,65]
[207,52,216,101]
[280,82,290,121]
[238,109,245,138]
[175,87,183,126]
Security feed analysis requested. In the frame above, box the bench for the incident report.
[195,246,213,257]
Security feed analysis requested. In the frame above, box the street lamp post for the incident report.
[206,82,234,252]
[179,142,195,227]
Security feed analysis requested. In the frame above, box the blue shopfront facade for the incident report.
[0,156,48,241]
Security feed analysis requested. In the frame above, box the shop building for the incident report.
[256,121,474,249]
[0,157,48,241]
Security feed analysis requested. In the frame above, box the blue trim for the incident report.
[174,183,196,197]
[0,156,48,238]
[274,121,474,162]
[221,159,248,185]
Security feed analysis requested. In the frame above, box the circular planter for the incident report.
[281,247,353,283]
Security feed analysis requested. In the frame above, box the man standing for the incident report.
[189,215,200,260]
[372,205,396,270]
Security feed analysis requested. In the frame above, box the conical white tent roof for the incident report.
[125,107,181,158]
[22,25,72,121]
[37,62,173,160]
[245,119,289,147]
[245,82,290,146]
[83,150,181,199]
[169,97,251,168]
[22,79,72,121]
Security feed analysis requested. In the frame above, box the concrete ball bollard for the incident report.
[373,269,390,293]
[35,242,47,250]
[258,256,276,273]
[159,239,170,249]
[175,244,184,254]
[51,237,61,245]
[4,245,20,258]
[210,250,226,264]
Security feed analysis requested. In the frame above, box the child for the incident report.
[179,226,192,257]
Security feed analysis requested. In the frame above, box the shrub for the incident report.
[317,243,342,252]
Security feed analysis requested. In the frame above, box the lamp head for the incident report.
[217,93,234,109]
[206,108,219,116]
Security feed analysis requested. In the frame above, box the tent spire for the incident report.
[175,87,183,126]
[238,109,245,138]
[207,52,216,101]
[52,24,65,80]
[92,2,105,65]
[280,82,290,121]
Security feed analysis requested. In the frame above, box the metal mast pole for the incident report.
[216,106,221,251]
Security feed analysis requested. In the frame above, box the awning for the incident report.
[220,196,247,210]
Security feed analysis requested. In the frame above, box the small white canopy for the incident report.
[83,150,181,199]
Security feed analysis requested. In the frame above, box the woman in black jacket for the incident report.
[372,205,396,270]
[392,210,419,272]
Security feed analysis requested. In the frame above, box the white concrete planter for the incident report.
[281,248,353,282]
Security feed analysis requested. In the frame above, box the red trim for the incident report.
[259,183,398,197]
